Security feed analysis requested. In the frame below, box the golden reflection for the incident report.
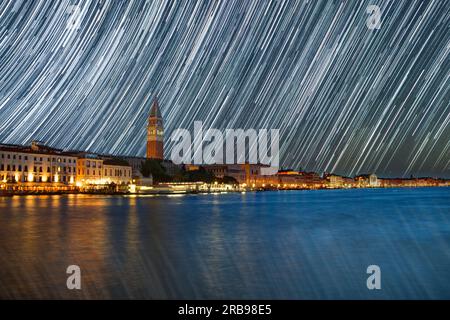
[125,196,139,258]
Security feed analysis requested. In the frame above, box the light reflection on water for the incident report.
[0,188,450,299]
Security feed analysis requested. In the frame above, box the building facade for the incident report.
[103,159,133,185]
[0,141,77,185]
[76,154,132,186]
[146,97,164,160]
[0,142,132,193]
[76,154,104,185]
[355,174,379,187]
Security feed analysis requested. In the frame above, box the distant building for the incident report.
[355,174,379,187]
[324,173,355,188]
[146,97,164,160]
[203,163,270,186]
[325,174,344,188]
[369,174,379,187]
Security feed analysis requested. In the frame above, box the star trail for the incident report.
[0,0,449,177]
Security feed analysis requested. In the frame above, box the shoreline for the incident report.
[1,185,448,197]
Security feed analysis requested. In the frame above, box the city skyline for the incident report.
[0,0,449,178]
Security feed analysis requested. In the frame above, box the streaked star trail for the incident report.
[0,0,449,177]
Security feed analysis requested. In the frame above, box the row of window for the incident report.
[0,165,74,173]
[0,174,73,183]
[79,169,100,176]
[105,169,130,177]
[81,160,102,168]
[77,168,131,177]
[0,153,75,163]
[1,165,131,177]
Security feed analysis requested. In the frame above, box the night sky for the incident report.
[0,0,449,177]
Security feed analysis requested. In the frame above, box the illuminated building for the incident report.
[324,173,355,188]
[146,96,164,160]
[76,154,132,186]
[369,174,379,187]
[325,174,344,188]
[102,159,133,185]
[355,174,379,188]
[76,154,104,186]
[0,141,132,193]
[204,164,277,187]
[0,141,77,188]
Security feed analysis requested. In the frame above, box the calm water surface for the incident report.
[1,188,449,299]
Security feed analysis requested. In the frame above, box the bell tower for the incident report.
[146,97,164,160]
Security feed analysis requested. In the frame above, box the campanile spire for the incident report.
[146,97,164,160]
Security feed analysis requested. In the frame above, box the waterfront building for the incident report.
[275,170,301,188]
[203,164,268,186]
[75,153,104,186]
[202,165,328,189]
[146,97,164,160]
[324,174,355,188]
[325,174,344,188]
[103,159,133,185]
[274,171,325,189]
[342,176,356,187]
[0,141,77,186]
[369,174,379,187]
[379,177,449,188]
[355,174,379,188]
[76,154,132,187]
[295,172,325,189]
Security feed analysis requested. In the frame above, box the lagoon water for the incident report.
[1,188,450,299]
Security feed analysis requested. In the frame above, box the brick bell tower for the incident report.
[146,97,164,160]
